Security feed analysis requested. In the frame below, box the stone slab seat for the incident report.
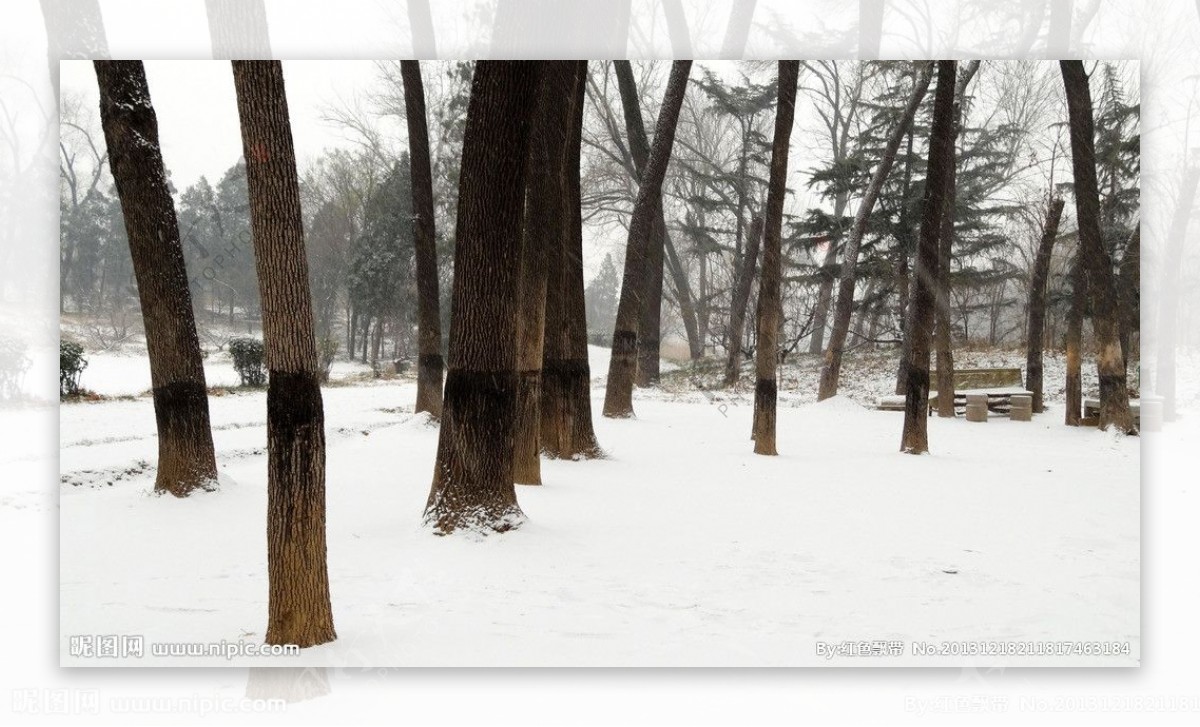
[875,365,1028,414]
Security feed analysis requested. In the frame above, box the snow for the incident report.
[59,346,1139,667]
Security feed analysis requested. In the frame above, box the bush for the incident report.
[1,336,31,401]
[318,337,338,383]
[229,337,266,387]
[60,340,87,398]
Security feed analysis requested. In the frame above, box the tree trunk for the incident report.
[513,62,577,485]
[1026,197,1066,413]
[424,61,543,534]
[820,62,932,401]
[40,0,108,97]
[232,60,335,648]
[603,60,692,418]
[1116,226,1139,375]
[725,215,763,386]
[1155,167,1200,421]
[612,61,696,375]
[541,62,602,459]
[94,60,218,497]
[901,60,956,455]
[1060,60,1135,434]
[894,129,917,394]
[205,0,271,58]
[1065,248,1084,425]
[752,61,797,455]
[401,61,444,419]
[934,60,980,418]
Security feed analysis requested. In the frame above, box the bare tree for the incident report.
[819,61,932,401]
[1060,59,1135,433]
[1026,196,1066,412]
[725,215,762,385]
[604,60,692,418]
[901,60,956,455]
[400,61,444,419]
[752,60,798,455]
[232,60,335,647]
[94,60,218,496]
[424,61,543,534]
[1064,245,1085,425]
[1155,166,1200,420]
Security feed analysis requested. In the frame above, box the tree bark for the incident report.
[424,61,543,534]
[934,59,980,418]
[232,60,335,648]
[752,61,798,455]
[893,129,916,393]
[612,61,695,377]
[819,62,932,401]
[1116,225,1139,375]
[1065,247,1085,425]
[901,60,956,455]
[725,215,763,386]
[94,60,218,497]
[541,62,602,459]
[1155,167,1200,421]
[205,0,271,59]
[401,61,444,419]
[1026,197,1066,413]
[603,60,692,418]
[513,62,577,485]
[1060,60,1135,434]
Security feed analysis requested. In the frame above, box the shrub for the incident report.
[1,335,31,401]
[60,340,87,398]
[228,337,266,387]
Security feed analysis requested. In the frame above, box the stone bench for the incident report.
[878,367,1027,414]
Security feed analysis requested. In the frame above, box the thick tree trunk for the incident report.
[232,60,335,648]
[1060,60,1135,434]
[725,215,763,386]
[424,61,543,533]
[1065,249,1084,425]
[1155,167,1200,421]
[752,61,798,455]
[934,60,980,418]
[1026,197,1066,413]
[604,60,692,418]
[901,60,956,455]
[205,0,271,58]
[541,62,602,459]
[94,61,218,497]
[513,62,577,485]
[401,61,444,419]
[819,62,932,401]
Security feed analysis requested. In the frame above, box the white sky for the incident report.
[61,60,380,189]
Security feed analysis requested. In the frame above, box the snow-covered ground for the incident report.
[58,343,1140,667]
